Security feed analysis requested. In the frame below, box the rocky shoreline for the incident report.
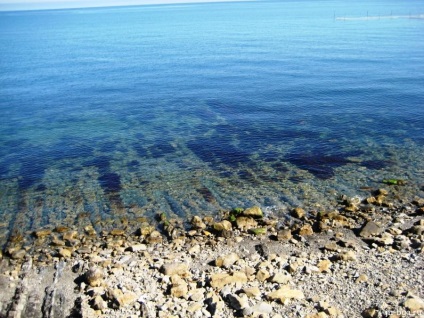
[0,184,423,318]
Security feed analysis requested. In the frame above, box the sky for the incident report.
[0,0,241,11]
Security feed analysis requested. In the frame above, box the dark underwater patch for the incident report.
[187,138,250,168]
[238,169,256,182]
[50,140,94,161]
[197,186,216,203]
[133,143,148,157]
[148,142,175,159]
[18,161,46,190]
[98,172,121,193]
[286,152,352,180]
[271,162,289,173]
[35,184,47,191]
[164,193,184,217]
[360,159,390,170]
[128,160,140,172]
[83,156,111,175]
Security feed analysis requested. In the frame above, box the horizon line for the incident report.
[0,0,254,13]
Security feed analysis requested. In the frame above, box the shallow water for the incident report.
[1,0,424,245]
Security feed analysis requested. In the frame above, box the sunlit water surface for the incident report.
[1,0,424,245]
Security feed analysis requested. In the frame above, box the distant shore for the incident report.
[0,0,253,12]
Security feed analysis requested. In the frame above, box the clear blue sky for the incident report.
[0,0,238,11]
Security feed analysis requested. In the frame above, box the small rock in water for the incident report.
[110,229,125,236]
[11,249,26,260]
[34,229,52,239]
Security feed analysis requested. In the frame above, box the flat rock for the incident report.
[267,285,305,302]
[210,272,248,289]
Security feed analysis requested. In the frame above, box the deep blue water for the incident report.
[1,0,424,241]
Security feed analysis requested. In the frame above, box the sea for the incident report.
[0,0,423,246]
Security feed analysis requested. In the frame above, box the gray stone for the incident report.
[360,221,383,238]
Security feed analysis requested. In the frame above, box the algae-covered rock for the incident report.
[249,227,267,236]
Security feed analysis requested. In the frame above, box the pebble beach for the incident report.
[1,183,423,318]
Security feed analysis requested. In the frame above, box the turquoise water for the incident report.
[1,0,424,244]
